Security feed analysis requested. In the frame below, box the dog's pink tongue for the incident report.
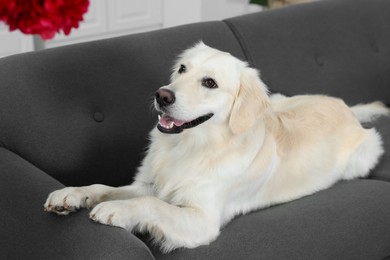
[159,115,186,127]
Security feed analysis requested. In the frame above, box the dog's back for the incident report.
[260,95,387,206]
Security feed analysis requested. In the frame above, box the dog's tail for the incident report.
[351,101,390,123]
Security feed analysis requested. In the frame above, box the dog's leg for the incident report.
[90,196,220,252]
[44,181,152,215]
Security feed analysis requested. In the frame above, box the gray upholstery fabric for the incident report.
[1,0,390,259]
[224,0,390,105]
[0,147,154,259]
[152,180,390,260]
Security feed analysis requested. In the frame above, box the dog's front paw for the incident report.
[44,187,96,215]
[89,201,135,230]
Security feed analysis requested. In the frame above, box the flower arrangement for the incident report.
[0,0,89,40]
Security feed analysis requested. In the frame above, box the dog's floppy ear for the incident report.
[229,67,270,134]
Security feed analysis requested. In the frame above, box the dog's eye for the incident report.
[178,64,186,74]
[202,78,218,89]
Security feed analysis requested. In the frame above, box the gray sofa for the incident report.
[1,0,390,259]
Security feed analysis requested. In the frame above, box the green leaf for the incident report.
[249,0,268,6]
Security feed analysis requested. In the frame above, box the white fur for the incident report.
[350,101,390,123]
[44,42,388,253]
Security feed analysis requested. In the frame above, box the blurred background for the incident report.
[0,0,265,57]
[0,0,317,57]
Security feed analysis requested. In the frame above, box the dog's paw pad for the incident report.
[89,202,129,229]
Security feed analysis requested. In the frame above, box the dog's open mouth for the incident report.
[157,113,213,134]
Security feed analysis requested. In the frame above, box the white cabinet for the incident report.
[44,0,163,48]
[0,24,33,58]
[108,0,162,32]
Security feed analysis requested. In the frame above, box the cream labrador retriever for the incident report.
[44,42,389,252]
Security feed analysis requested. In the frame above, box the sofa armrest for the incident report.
[0,147,154,260]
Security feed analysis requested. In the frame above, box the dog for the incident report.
[44,42,389,252]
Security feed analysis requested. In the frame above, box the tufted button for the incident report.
[93,112,104,123]
[315,56,325,67]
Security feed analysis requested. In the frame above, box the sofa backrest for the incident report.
[1,0,389,187]
[225,0,390,105]
[0,22,245,186]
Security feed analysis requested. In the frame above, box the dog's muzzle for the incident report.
[155,88,175,108]
[154,89,213,134]
[157,113,214,134]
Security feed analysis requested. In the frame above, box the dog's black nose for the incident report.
[155,88,175,107]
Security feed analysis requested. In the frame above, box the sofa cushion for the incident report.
[151,179,390,260]
[0,147,154,260]
[224,0,390,106]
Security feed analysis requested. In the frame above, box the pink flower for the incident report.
[0,0,89,40]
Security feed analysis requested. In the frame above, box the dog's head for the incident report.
[155,42,270,135]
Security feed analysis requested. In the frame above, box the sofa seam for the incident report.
[223,19,254,67]
[0,145,65,186]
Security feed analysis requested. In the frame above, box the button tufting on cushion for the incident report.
[314,56,325,67]
[93,112,104,123]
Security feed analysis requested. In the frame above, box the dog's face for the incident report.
[155,42,270,134]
